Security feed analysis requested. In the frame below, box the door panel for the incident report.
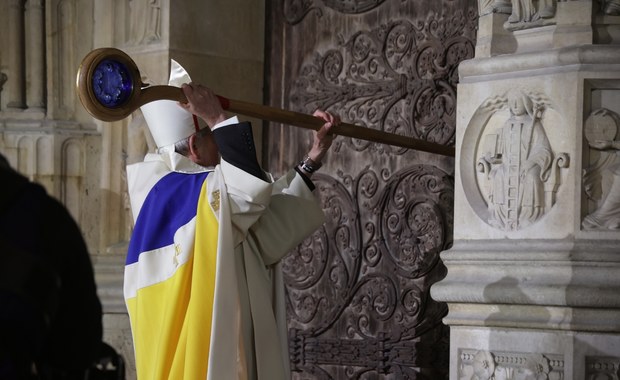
[265,1,477,378]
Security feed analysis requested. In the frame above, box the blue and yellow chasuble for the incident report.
[125,171,218,379]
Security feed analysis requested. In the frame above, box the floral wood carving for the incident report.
[283,165,453,377]
[289,12,477,155]
[284,0,388,24]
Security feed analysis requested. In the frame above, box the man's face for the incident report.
[510,97,526,116]
[193,129,220,167]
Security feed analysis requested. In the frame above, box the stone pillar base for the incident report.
[452,326,620,380]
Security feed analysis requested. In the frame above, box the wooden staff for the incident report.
[76,47,454,157]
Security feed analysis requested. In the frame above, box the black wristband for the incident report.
[299,155,322,174]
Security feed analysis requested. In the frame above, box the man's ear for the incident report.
[187,134,200,162]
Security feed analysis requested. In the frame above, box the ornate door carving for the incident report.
[265,1,477,378]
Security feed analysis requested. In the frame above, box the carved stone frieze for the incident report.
[289,13,477,154]
[585,356,620,379]
[468,89,570,231]
[283,165,453,377]
[458,349,565,380]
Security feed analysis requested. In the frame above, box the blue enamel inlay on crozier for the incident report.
[92,59,133,108]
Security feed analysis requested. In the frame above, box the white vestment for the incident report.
[125,149,325,379]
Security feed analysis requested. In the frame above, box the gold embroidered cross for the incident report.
[210,190,220,212]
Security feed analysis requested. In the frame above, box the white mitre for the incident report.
[140,60,205,150]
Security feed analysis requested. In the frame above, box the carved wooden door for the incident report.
[265,1,477,378]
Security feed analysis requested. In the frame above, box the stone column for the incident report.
[7,0,26,110]
[431,1,620,379]
[25,0,46,112]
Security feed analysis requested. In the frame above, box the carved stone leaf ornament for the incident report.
[290,12,477,152]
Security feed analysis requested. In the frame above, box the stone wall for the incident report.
[0,1,265,378]
[431,1,620,379]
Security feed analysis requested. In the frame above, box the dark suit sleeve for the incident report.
[212,121,268,181]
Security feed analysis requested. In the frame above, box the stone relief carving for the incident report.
[600,0,620,15]
[485,90,552,229]
[582,108,620,230]
[475,89,569,231]
[284,0,387,24]
[478,0,513,16]
[585,356,620,379]
[128,0,161,44]
[459,349,564,380]
[284,165,453,377]
[503,0,556,31]
[290,13,477,154]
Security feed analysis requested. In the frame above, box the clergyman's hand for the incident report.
[179,83,227,129]
[307,109,340,164]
